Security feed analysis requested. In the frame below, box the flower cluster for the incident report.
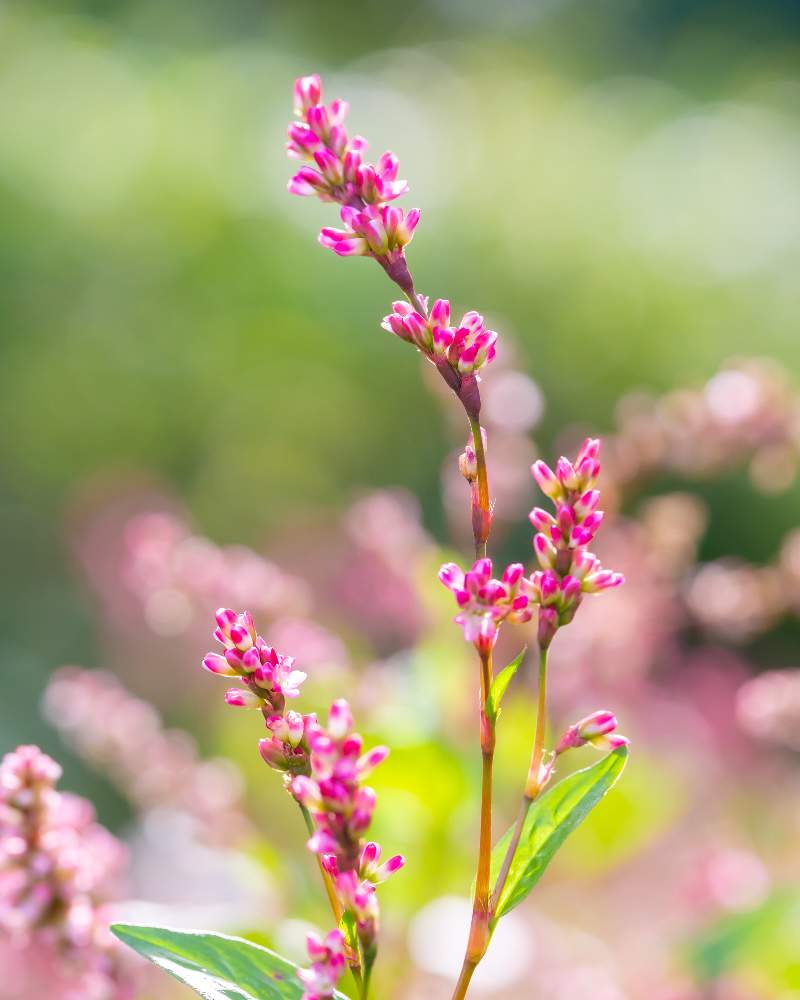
[320,204,420,260]
[297,929,347,1000]
[287,75,407,206]
[382,299,497,378]
[286,74,498,411]
[0,745,132,999]
[292,700,404,957]
[439,559,534,653]
[287,74,419,280]
[203,610,319,775]
[204,608,307,710]
[530,438,624,646]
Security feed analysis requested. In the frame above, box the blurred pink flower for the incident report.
[0,746,134,1000]
[43,668,252,845]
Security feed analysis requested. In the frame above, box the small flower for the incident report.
[357,841,406,884]
[287,74,409,215]
[297,928,346,1000]
[555,710,629,754]
[459,426,488,483]
[381,300,498,378]
[319,204,421,258]
[291,700,391,870]
[203,608,308,712]
[524,751,556,799]
[439,558,533,653]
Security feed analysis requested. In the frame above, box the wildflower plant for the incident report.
[104,74,630,999]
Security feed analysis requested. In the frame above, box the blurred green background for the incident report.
[3,1,800,997]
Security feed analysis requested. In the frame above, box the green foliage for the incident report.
[486,647,527,726]
[490,747,628,922]
[111,924,351,1000]
[690,891,800,990]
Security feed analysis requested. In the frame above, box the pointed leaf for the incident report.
[490,746,629,921]
[486,647,527,724]
[111,923,351,1000]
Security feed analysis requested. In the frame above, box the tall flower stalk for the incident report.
[286,74,628,999]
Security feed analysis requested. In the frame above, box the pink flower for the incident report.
[287,74,408,215]
[204,608,308,711]
[357,841,406,884]
[319,204,420,258]
[556,710,630,754]
[529,439,624,646]
[459,426,488,483]
[0,746,133,997]
[297,928,346,1000]
[439,558,534,652]
[291,700,391,868]
[381,300,498,377]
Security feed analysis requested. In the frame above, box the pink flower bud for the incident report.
[531,460,562,500]
[534,532,558,570]
[576,437,601,464]
[202,653,237,676]
[258,737,287,769]
[430,298,451,327]
[582,570,625,593]
[292,776,321,809]
[577,710,618,740]
[597,733,630,750]
[556,457,579,490]
[293,74,322,116]
[224,687,262,708]
[357,745,389,779]
[328,699,353,740]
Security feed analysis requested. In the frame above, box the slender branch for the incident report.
[468,414,490,560]
[451,647,495,1000]
[298,802,364,990]
[451,957,478,1000]
[489,646,549,917]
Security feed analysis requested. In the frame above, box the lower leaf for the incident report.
[112,923,351,1000]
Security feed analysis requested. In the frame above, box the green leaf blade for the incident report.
[111,923,350,1000]
[486,646,527,724]
[491,746,629,921]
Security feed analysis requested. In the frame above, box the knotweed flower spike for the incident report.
[0,745,133,999]
[201,610,404,993]
[293,700,404,967]
[286,72,495,448]
[530,437,624,648]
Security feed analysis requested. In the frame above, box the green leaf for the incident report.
[490,746,629,921]
[486,647,526,724]
[111,923,351,1000]
[338,910,359,958]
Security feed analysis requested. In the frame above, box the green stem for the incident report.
[359,956,374,1000]
[489,646,549,918]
